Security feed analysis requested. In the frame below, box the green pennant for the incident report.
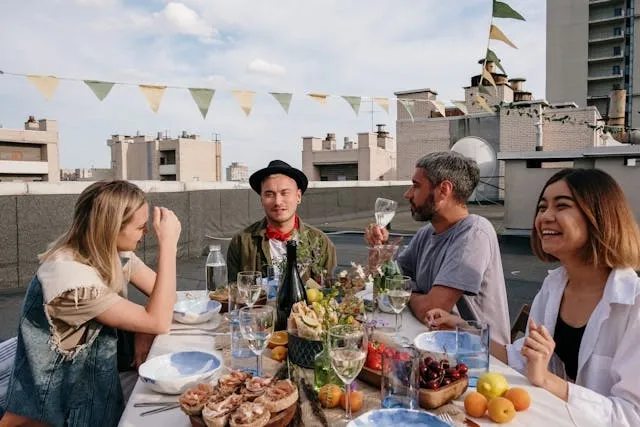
[486,49,506,74]
[341,96,362,115]
[493,1,525,20]
[478,84,492,95]
[84,80,114,101]
[269,92,293,113]
[188,88,215,119]
[398,99,415,121]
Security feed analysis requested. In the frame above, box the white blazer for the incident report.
[507,267,640,427]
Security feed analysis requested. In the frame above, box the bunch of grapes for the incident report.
[419,356,468,390]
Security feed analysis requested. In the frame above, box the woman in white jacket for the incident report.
[428,168,640,426]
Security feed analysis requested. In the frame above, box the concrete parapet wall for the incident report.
[0,181,411,290]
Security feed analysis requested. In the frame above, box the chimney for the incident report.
[157,131,163,140]
[376,124,389,138]
[509,78,526,91]
[607,86,626,129]
[322,133,336,150]
[479,58,496,73]
[24,115,39,130]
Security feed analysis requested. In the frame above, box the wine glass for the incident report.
[374,197,398,228]
[239,305,275,377]
[237,271,262,308]
[328,324,367,421]
[383,276,412,341]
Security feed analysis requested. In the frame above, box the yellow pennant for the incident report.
[482,67,498,95]
[489,24,517,49]
[27,75,59,101]
[308,93,329,105]
[232,90,256,116]
[429,100,446,117]
[373,97,390,113]
[475,95,494,114]
[452,100,468,115]
[139,84,166,113]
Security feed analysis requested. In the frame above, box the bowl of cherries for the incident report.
[418,356,469,409]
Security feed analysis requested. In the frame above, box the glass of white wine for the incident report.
[384,276,412,340]
[239,305,274,377]
[328,324,367,421]
[237,271,262,308]
[374,197,398,228]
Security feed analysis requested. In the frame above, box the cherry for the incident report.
[427,371,439,381]
[425,379,440,390]
[456,363,468,375]
[424,357,434,366]
[448,369,461,380]
[442,378,452,386]
[441,361,450,371]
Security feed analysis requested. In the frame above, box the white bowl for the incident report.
[139,351,222,394]
[173,297,221,325]
[413,330,457,363]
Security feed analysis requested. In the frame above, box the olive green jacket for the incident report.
[226,218,337,283]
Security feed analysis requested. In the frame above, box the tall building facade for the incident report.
[226,162,249,182]
[108,132,222,182]
[0,116,60,182]
[546,0,640,127]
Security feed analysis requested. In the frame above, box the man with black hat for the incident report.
[227,160,337,284]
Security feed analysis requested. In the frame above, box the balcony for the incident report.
[159,164,177,175]
[588,53,624,63]
[588,34,625,44]
[589,13,625,25]
[589,0,624,5]
[0,160,49,175]
[587,72,624,81]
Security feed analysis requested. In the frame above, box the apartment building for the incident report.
[302,125,396,181]
[108,131,222,182]
[226,162,249,182]
[0,116,60,182]
[546,0,640,127]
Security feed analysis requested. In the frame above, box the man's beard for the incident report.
[410,192,436,222]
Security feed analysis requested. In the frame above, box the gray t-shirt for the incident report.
[397,214,510,345]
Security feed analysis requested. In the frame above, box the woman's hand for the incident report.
[424,308,467,330]
[521,318,556,387]
[364,223,388,246]
[153,206,181,248]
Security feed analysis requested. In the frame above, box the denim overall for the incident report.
[4,275,123,426]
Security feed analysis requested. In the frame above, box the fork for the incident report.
[437,412,456,426]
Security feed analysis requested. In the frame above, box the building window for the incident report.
[613,65,621,75]
[614,27,622,36]
[12,151,23,161]
[614,46,621,56]
[614,7,623,16]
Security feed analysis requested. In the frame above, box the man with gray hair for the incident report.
[365,151,510,345]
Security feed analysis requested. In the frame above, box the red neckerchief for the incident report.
[265,216,300,241]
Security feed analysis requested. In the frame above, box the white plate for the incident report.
[139,351,222,395]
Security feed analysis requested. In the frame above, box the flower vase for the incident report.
[313,339,342,391]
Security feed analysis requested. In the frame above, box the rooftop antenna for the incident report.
[363,99,382,133]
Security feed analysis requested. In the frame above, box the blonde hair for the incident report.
[40,180,146,292]
[531,168,640,269]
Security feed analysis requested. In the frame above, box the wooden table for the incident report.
[118,310,599,427]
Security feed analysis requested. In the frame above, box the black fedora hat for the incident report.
[249,160,309,194]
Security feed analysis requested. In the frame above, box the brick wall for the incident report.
[396,119,450,179]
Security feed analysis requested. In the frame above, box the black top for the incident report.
[553,314,587,381]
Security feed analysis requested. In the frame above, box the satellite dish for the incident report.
[451,136,498,202]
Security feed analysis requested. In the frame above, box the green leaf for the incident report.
[493,1,526,20]
[486,49,506,74]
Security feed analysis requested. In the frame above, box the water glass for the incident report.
[381,345,420,410]
[239,305,275,377]
[237,271,262,307]
[456,321,490,387]
[261,265,278,301]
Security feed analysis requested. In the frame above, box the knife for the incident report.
[463,418,481,427]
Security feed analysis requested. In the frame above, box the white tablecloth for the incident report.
[119,310,600,427]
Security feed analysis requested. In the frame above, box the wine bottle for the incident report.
[276,240,307,331]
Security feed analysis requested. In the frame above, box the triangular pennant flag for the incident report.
[475,95,494,114]
[232,90,256,116]
[341,96,362,115]
[84,80,114,101]
[486,49,506,74]
[373,97,390,113]
[398,99,415,121]
[490,24,518,49]
[139,84,166,113]
[493,1,526,20]
[482,68,498,95]
[478,84,492,95]
[308,93,329,106]
[188,88,215,119]
[27,75,59,101]
[269,92,293,113]
[452,100,468,115]
[429,100,446,117]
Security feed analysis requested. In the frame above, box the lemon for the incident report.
[306,288,322,303]
[476,372,509,400]
[302,314,320,328]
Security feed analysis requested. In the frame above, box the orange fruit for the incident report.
[504,387,531,411]
[318,384,342,408]
[271,346,288,362]
[487,397,517,424]
[268,331,288,349]
[340,390,364,413]
[464,391,488,418]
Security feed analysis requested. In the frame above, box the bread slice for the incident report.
[202,393,245,427]
[179,383,215,416]
[255,379,299,413]
[229,402,271,427]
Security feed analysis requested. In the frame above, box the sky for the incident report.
[0,0,546,174]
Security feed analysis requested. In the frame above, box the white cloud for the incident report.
[247,59,286,77]
[158,2,217,39]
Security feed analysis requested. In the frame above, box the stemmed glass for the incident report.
[239,305,274,377]
[328,324,368,421]
[237,271,262,308]
[383,275,412,341]
[374,197,398,228]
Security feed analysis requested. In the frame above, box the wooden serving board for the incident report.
[357,366,382,389]
[189,401,296,427]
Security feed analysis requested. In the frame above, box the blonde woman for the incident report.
[0,180,181,427]
[427,168,640,426]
